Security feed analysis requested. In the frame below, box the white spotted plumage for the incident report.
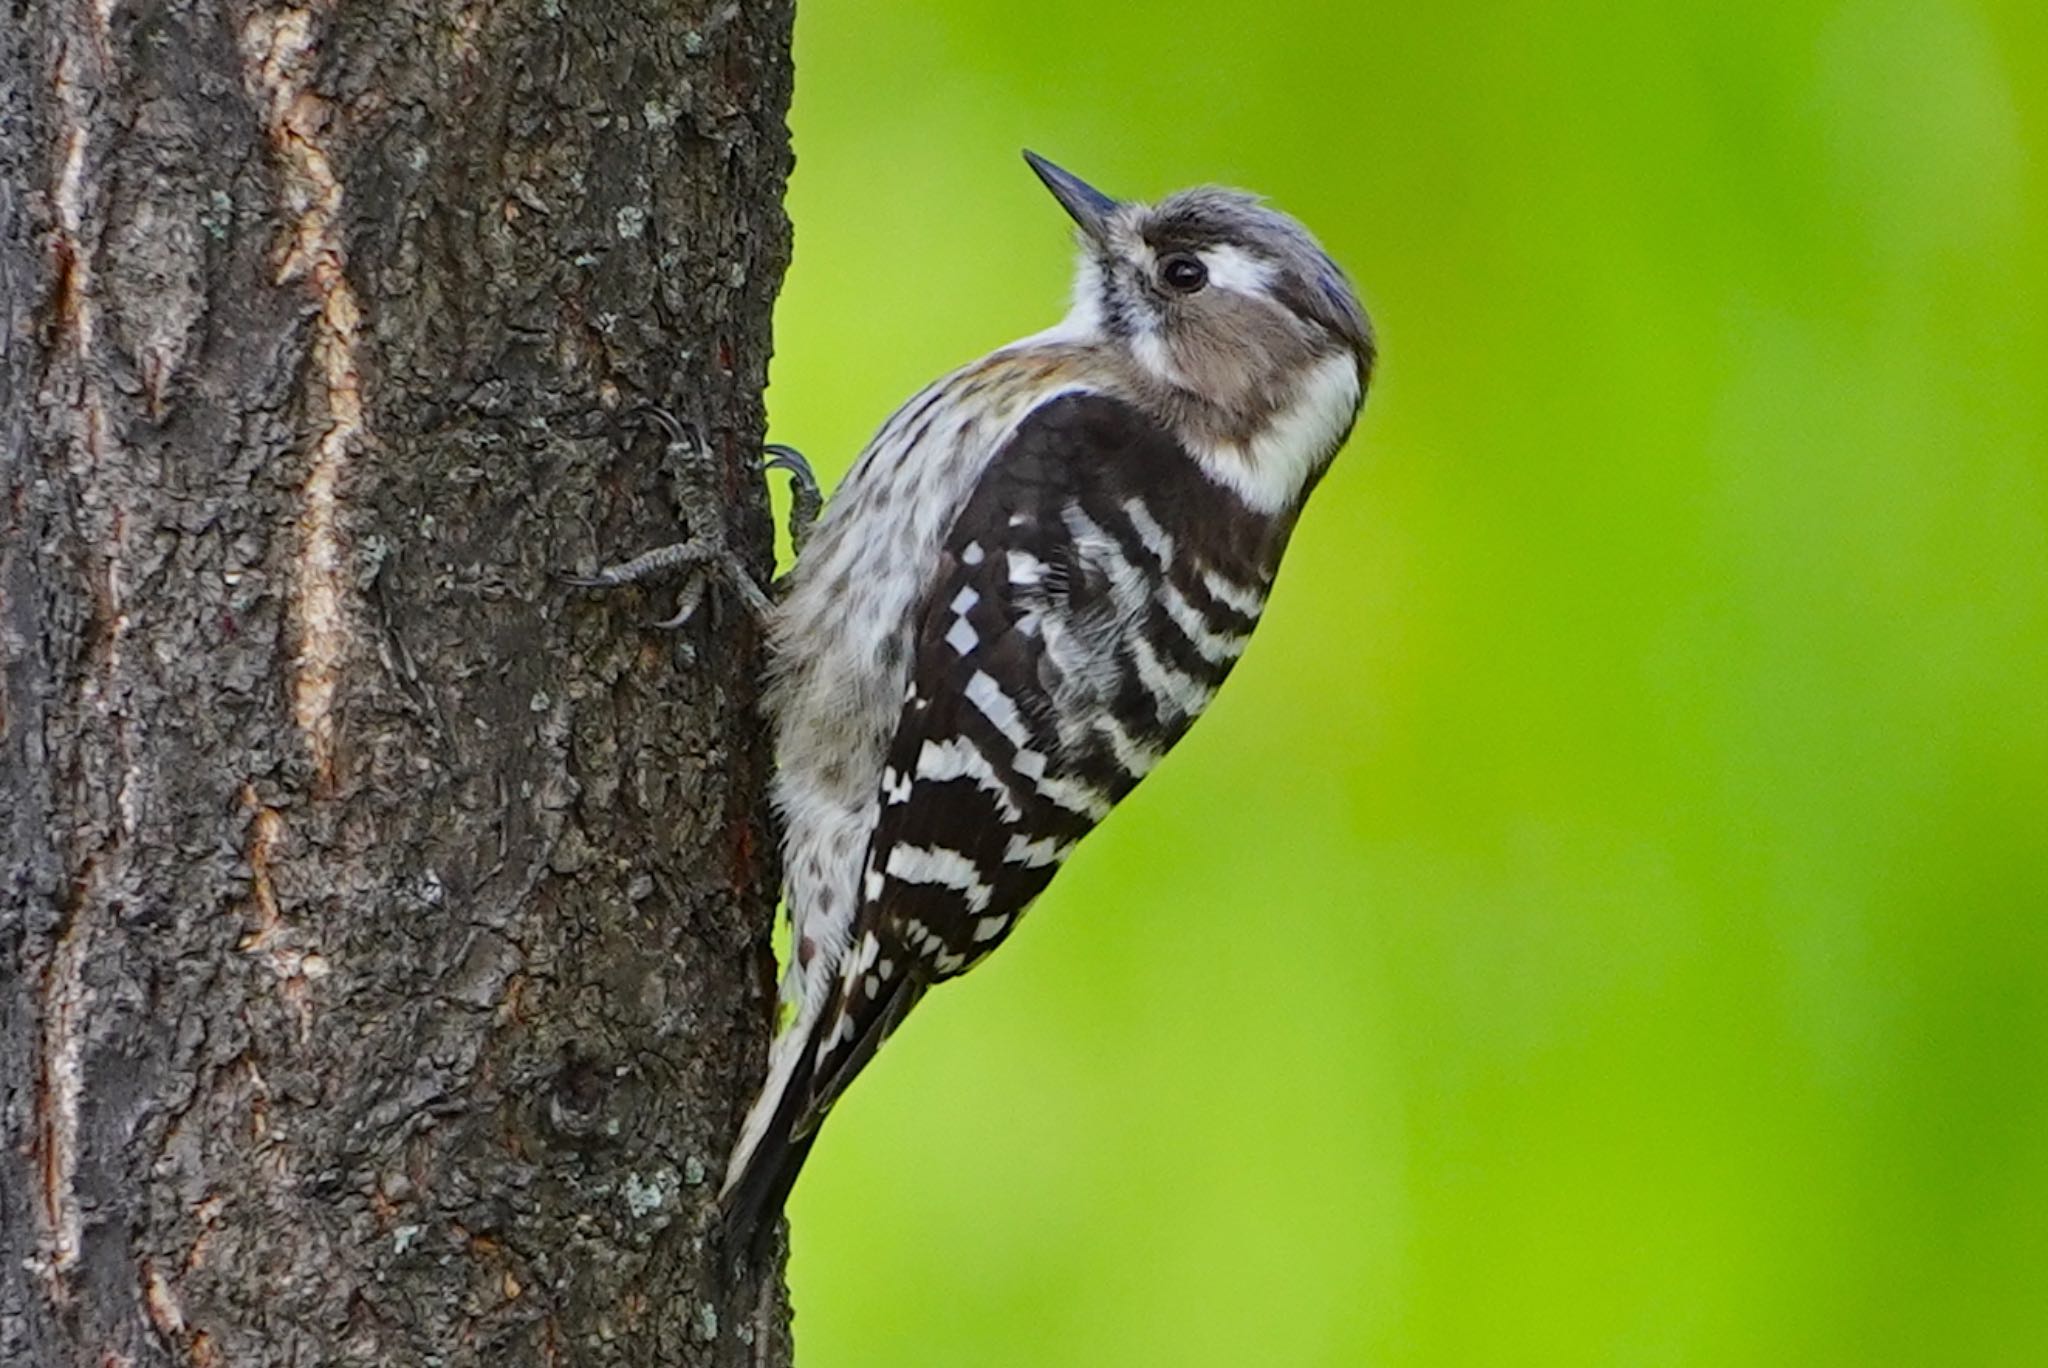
[718,153,1374,1237]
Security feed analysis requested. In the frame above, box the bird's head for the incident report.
[1024,151,1373,441]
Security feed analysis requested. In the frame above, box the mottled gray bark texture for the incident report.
[1,1,796,1364]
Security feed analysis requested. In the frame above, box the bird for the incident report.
[716,150,1375,1246]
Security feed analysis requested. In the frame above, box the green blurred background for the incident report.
[761,2,2048,1362]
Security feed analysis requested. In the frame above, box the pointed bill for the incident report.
[1022,150,1118,245]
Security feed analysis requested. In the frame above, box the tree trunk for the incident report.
[1,2,795,1364]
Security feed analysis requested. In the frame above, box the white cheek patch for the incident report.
[1190,351,1362,513]
[1199,244,1278,296]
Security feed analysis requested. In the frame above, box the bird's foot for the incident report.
[764,443,822,560]
[562,408,779,633]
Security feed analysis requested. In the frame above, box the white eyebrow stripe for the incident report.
[1200,244,1278,295]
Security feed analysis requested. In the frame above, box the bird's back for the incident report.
[728,342,1118,1215]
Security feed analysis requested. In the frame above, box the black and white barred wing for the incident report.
[801,392,1289,1122]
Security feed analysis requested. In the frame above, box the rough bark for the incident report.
[1,1,795,1364]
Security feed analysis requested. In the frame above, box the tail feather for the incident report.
[715,1086,819,1263]
[800,972,925,1134]
[721,995,823,1195]
[716,964,927,1256]
[716,990,829,1258]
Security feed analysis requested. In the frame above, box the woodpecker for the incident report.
[619,152,1375,1244]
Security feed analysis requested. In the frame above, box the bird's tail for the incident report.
[716,953,928,1257]
[716,989,829,1259]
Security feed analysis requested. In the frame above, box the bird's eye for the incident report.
[1160,253,1208,293]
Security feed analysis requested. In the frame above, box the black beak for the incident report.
[1022,150,1118,244]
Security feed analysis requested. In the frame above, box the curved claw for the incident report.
[624,404,695,449]
[651,574,710,630]
[763,443,811,478]
[565,403,782,640]
[763,443,823,559]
